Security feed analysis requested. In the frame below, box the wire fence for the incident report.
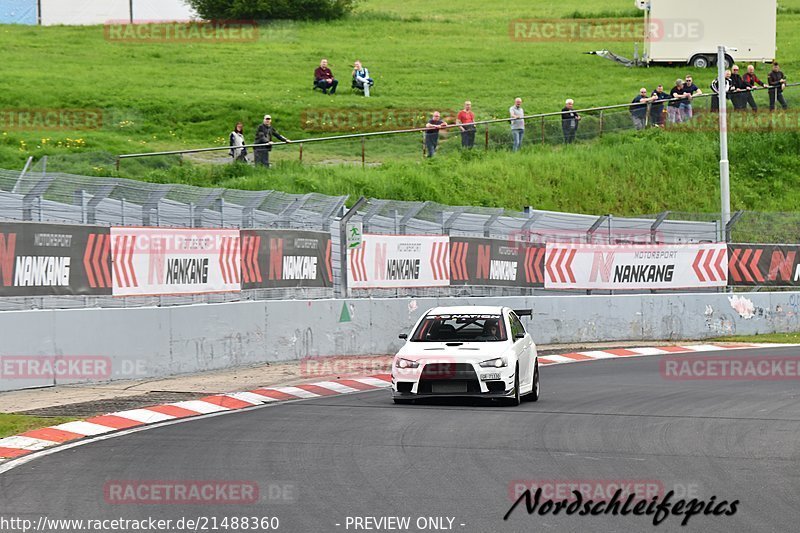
[114,83,800,169]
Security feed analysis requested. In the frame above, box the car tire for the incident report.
[690,55,711,69]
[506,365,521,406]
[393,398,414,405]
[527,364,540,402]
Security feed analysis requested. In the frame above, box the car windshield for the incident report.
[411,314,507,342]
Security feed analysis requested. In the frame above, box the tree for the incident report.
[186,0,358,20]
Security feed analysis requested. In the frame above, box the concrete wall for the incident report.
[2,292,799,391]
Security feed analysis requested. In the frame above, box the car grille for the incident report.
[418,363,480,394]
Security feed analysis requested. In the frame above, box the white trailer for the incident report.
[640,0,777,68]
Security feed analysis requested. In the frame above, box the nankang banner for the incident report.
[449,237,545,288]
[240,229,332,289]
[110,228,241,296]
[348,234,450,289]
[544,243,728,290]
[0,222,111,296]
[728,244,800,287]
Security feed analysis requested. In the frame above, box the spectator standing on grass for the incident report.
[730,66,747,111]
[710,71,732,112]
[768,62,789,111]
[229,122,247,163]
[425,111,448,158]
[561,99,580,144]
[352,60,374,97]
[254,115,290,168]
[683,75,702,119]
[509,98,525,151]
[630,88,653,130]
[314,59,338,95]
[650,85,669,127]
[456,101,476,149]
[668,79,691,124]
[743,65,765,112]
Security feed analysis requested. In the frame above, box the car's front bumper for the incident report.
[391,361,516,398]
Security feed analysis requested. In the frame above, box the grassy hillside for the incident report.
[2,0,800,215]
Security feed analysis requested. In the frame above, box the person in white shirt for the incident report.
[509,98,525,152]
[352,60,374,97]
[229,122,247,163]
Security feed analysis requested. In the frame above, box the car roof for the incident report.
[425,306,507,316]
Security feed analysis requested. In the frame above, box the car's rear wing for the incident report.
[513,309,532,318]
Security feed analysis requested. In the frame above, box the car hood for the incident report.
[396,341,511,362]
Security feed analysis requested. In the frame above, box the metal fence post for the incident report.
[541,117,545,144]
[599,110,604,137]
[361,136,366,168]
[338,196,367,298]
[485,124,489,150]
[299,143,303,162]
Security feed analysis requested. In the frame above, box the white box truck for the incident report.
[640,0,776,68]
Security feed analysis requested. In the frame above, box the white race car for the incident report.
[391,306,539,406]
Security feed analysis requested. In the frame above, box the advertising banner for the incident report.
[111,227,240,296]
[728,244,800,287]
[240,229,332,289]
[449,237,545,288]
[348,234,449,289]
[0,222,111,296]
[544,243,728,290]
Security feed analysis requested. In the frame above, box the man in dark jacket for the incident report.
[729,66,747,111]
[711,71,732,112]
[314,59,338,94]
[650,85,669,127]
[254,115,290,168]
[768,62,788,111]
[561,99,580,143]
[742,65,765,112]
[630,88,653,130]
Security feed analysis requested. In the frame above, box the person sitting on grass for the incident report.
[352,60,374,97]
[314,59,338,95]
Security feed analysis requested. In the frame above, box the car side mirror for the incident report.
[514,332,525,340]
[399,333,408,340]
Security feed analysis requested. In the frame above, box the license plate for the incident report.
[480,373,501,381]
[431,382,468,394]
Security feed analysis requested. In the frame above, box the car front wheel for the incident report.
[527,364,540,402]
[506,365,521,406]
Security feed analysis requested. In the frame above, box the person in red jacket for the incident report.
[743,65,765,112]
[314,59,338,95]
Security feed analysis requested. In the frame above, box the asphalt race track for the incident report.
[1,346,799,533]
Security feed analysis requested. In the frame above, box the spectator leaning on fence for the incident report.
[650,85,669,127]
[314,59,339,95]
[509,98,525,151]
[730,66,748,111]
[668,79,690,124]
[630,88,653,130]
[456,101,476,149]
[229,122,247,163]
[254,115,290,168]
[683,75,702,119]
[768,62,789,111]
[743,65,765,112]
[710,71,732,112]
[352,60,374,97]
[424,111,448,158]
[561,99,580,144]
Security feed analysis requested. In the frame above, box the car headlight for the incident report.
[395,357,420,369]
[479,357,508,368]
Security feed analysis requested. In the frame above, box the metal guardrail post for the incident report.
[540,117,545,144]
[22,175,55,222]
[443,207,467,234]
[485,124,489,150]
[650,211,670,244]
[86,183,115,225]
[361,137,366,168]
[239,191,271,228]
[483,210,502,238]
[338,196,367,298]
[399,201,429,235]
[299,143,303,162]
[321,196,348,232]
[599,110,604,137]
[725,210,745,244]
[141,185,172,227]
[12,156,33,194]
